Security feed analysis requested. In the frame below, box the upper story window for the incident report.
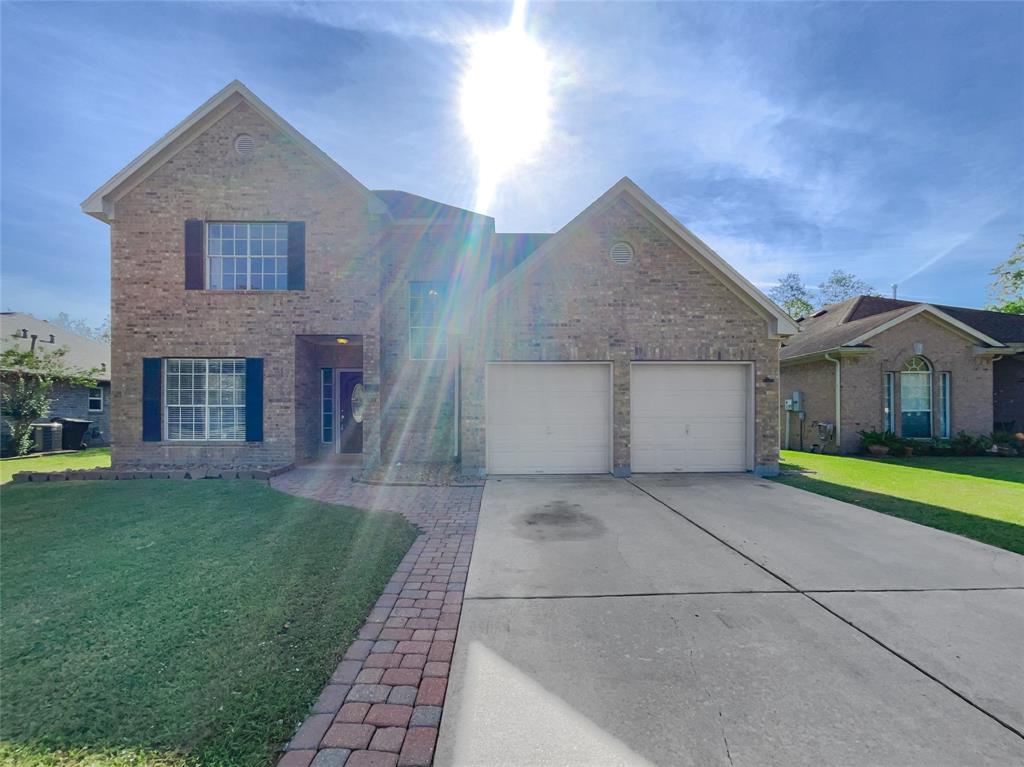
[409,282,448,360]
[207,223,288,291]
[165,358,246,441]
[88,386,103,412]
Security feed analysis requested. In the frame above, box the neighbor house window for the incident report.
[883,373,894,432]
[88,386,103,412]
[409,282,448,360]
[321,368,334,444]
[165,359,246,441]
[900,356,932,438]
[207,223,288,291]
[938,372,951,439]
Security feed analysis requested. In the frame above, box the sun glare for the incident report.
[460,0,552,212]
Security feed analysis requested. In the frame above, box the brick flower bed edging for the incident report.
[272,466,482,767]
[11,465,294,483]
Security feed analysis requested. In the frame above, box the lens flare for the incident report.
[460,0,552,212]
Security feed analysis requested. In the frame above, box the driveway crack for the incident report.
[626,477,1024,744]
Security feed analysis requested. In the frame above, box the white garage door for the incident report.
[486,363,611,474]
[631,363,751,472]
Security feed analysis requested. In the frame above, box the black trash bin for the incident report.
[51,417,93,450]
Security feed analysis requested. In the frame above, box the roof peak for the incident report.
[82,80,371,222]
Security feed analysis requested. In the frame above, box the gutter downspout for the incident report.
[824,351,841,452]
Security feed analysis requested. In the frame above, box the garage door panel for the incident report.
[487,363,611,474]
[631,364,750,473]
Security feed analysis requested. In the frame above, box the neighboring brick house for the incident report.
[1,313,112,453]
[81,81,797,477]
[779,295,1023,453]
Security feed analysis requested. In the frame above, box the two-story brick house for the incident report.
[83,81,797,477]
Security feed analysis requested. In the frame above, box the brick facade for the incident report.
[99,89,788,476]
[778,359,836,451]
[782,313,995,453]
[459,195,784,476]
[109,102,384,470]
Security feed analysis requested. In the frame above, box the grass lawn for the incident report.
[0,447,111,484]
[0,481,418,767]
[776,450,1024,554]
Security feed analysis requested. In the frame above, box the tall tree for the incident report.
[768,272,814,319]
[49,313,111,344]
[817,270,877,307]
[1,345,98,456]
[988,237,1024,314]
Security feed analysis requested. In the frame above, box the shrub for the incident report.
[858,430,902,452]
[950,431,992,456]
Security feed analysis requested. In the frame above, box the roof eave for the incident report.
[781,346,873,365]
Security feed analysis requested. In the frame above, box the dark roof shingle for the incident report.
[781,295,1024,361]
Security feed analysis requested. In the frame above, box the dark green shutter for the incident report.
[287,221,305,290]
[245,358,264,442]
[142,358,162,441]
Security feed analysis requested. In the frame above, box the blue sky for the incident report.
[2,1,1022,327]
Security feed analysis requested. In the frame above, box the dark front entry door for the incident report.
[338,372,364,453]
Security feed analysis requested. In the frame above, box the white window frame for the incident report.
[900,356,933,439]
[164,358,246,442]
[938,371,951,439]
[88,386,104,412]
[409,281,448,361]
[883,372,894,432]
[206,222,289,292]
[321,368,334,445]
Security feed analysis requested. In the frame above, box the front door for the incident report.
[337,372,364,453]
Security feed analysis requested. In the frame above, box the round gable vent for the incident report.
[233,134,255,156]
[609,241,634,265]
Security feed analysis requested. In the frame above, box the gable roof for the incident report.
[843,295,1024,344]
[82,80,379,223]
[781,295,1017,362]
[1,313,111,381]
[373,190,493,226]
[479,177,798,336]
[489,232,552,285]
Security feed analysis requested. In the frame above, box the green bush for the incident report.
[950,431,992,456]
[858,430,902,452]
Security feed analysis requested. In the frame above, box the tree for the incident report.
[1,345,98,456]
[988,237,1024,314]
[768,272,814,319]
[817,270,877,307]
[49,313,111,344]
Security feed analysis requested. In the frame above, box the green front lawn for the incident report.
[0,447,111,484]
[776,451,1024,554]
[0,481,418,767]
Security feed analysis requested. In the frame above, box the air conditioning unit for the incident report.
[33,423,62,453]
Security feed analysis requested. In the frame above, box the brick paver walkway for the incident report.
[272,463,483,767]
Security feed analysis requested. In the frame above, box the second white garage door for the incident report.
[486,363,611,474]
[631,363,751,472]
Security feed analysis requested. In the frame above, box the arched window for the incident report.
[900,356,932,438]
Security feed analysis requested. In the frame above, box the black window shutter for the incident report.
[184,219,204,290]
[287,221,305,290]
[245,358,264,442]
[142,358,162,442]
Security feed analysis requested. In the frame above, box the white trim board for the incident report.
[845,304,1005,349]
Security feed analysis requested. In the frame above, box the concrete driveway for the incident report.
[436,475,1024,767]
